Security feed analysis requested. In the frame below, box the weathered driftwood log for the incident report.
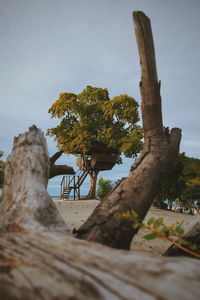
[164,216,200,258]
[1,231,200,300]
[0,125,69,234]
[0,126,200,299]
[75,11,181,249]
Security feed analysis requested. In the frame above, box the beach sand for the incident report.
[54,199,194,255]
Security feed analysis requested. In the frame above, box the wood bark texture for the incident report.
[0,125,69,234]
[75,11,181,249]
[1,231,200,300]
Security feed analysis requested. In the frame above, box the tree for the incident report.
[178,154,200,213]
[154,153,200,213]
[0,151,4,189]
[97,177,114,200]
[154,153,186,210]
[47,85,143,199]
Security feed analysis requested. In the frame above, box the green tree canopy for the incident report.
[179,154,200,210]
[97,177,114,200]
[154,153,200,212]
[47,86,143,163]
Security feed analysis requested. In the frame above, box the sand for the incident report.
[54,199,195,256]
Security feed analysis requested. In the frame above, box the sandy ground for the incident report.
[54,199,195,256]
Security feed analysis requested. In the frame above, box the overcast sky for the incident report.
[1,0,200,196]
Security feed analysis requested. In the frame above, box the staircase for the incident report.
[60,168,89,200]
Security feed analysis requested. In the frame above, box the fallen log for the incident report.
[1,231,200,300]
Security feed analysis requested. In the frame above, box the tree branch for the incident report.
[49,164,75,178]
[50,150,64,165]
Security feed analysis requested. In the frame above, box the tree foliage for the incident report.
[97,176,114,200]
[47,86,143,163]
[154,153,200,212]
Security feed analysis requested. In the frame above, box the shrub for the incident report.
[97,177,113,200]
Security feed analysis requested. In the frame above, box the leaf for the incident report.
[178,239,190,246]
[147,217,155,226]
[175,226,184,235]
[189,244,198,251]
[163,229,170,238]
[155,217,164,227]
[132,222,140,229]
[144,233,157,240]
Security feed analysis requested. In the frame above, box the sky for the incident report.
[1,0,200,196]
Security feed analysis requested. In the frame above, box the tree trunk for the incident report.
[74,11,181,250]
[82,170,99,199]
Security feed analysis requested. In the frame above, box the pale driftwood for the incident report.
[0,231,200,300]
[0,125,69,234]
[0,126,199,299]
[164,216,200,257]
[75,11,181,249]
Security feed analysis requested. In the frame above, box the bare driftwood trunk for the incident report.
[75,11,181,249]
[0,125,200,299]
[0,125,69,233]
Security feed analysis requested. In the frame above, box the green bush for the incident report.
[97,177,113,200]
